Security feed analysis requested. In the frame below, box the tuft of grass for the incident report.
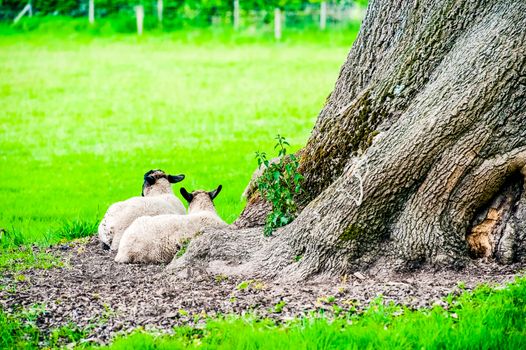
[0,227,26,249]
[175,238,191,258]
[235,280,253,291]
[0,304,44,349]
[54,219,99,242]
[106,331,187,350]
[0,246,63,277]
[214,274,228,283]
[0,304,90,349]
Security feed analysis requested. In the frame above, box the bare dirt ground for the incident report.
[1,236,524,345]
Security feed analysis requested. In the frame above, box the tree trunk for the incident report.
[169,0,526,281]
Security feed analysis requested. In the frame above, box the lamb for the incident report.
[114,185,227,264]
[98,169,186,251]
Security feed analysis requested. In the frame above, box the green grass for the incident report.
[0,22,356,245]
[0,304,92,349]
[103,277,526,349]
[0,247,63,276]
[1,16,362,46]
[105,276,525,349]
[1,276,525,349]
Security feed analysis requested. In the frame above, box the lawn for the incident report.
[0,25,354,245]
[105,277,526,350]
[2,275,526,348]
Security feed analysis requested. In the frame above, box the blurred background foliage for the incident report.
[0,0,367,31]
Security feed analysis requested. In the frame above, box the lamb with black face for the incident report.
[142,169,185,197]
[115,184,227,264]
[98,169,186,250]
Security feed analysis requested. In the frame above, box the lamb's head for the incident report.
[142,169,185,196]
[180,185,222,214]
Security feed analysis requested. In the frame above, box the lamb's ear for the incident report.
[180,188,193,203]
[144,175,156,185]
[209,185,222,200]
[168,174,185,183]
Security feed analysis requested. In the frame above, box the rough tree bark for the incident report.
[168,0,526,281]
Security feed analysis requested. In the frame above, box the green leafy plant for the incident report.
[255,135,303,236]
[175,238,191,258]
[236,280,253,291]
[273,300,286,313]
[215,274,228,283]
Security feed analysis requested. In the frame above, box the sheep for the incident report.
[114,185,227,264]
[98,169,186,251]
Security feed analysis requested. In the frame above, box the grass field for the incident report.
[0,24,356,245]
[105,277,526,350]
[2,276,525,348]
[3,19,525,350]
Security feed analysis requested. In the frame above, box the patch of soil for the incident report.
[1,236,524,345]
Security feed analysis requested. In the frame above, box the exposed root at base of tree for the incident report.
[467,171,526,262]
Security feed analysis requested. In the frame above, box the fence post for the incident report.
[135,5,144,35]
[320,1,327,30]
[88,0,95,24]
[233,0,240,30]
[274,8,281,40]
[13,3,32,24]
[349,4,366,21]
[157,0,163,23]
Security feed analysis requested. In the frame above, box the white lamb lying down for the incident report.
[98,169,186,251]
[115,185,227,264]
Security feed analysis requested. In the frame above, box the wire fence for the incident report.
[1,1,367,35]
